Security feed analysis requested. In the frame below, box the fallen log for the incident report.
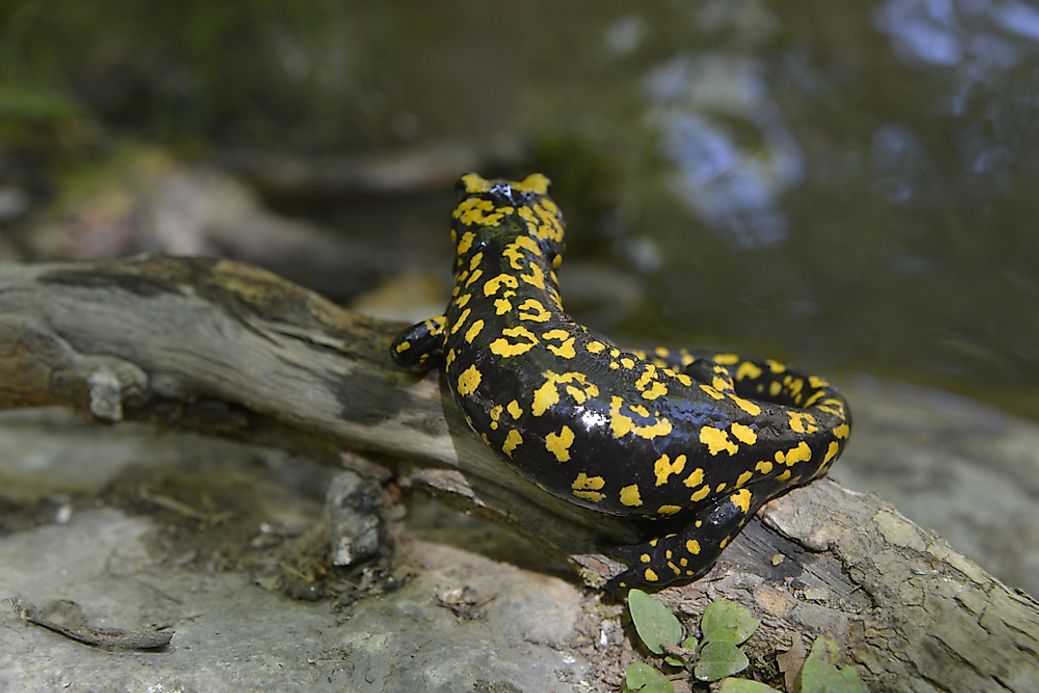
[0,255,1035,691]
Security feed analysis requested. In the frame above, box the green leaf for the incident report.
[700,600,760,646]
[624,662,675,693]
[694,640,750,682]
[718,679,783,692]
[682,635,699,654]
[628,589,683,655]
[801,636,868,693]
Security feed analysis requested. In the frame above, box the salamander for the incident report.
[390,173,851,590]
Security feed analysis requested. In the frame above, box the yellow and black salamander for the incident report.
[390,173,851,590]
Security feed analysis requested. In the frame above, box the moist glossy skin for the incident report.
[390,173,852,590]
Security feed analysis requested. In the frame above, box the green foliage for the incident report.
[623,591,866,691]
[627,589,683,655]
[719,678,783,692]
[694,600,759,682]
[694,640,750,681]
[0,83,80,123]
[701,599,761,646]
[623,662,674,693]
[800,636,867,693]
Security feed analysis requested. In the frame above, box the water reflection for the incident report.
[874,0,1039,71]
[644,55,802,248]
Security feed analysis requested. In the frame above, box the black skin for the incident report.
[390,173,852,591]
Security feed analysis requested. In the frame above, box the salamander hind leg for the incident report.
[604,485,765,592]
[389,315,447,372]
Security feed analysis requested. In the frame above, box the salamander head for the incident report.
[450,173,565,269]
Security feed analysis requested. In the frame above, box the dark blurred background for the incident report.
[2,0,1038,417]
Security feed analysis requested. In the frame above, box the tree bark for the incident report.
[0,255,1035,691]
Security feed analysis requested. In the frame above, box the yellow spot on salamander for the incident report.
[520,263,546,289]
[788,411,819,434]
[394,340,411,353]
[658,505,682,516]
[730,488,752,513]
[736,361,763,381]
[776,470,792,481]
[714,353,740,365]
[690,485,711,502]
[729,422,758,445]
[683,468,705,488]
[571,472,605,502]
[494,297,513,315]
[456,365,482,396]
[586,340,606,354]
[769,381,782,397]
[542,329,577,358]
[517,298,551,322]
[699,426,738,456]
[609,396,673,440]
[545,425,575,462]
[620,484,643,507]
[620,357,635,369]
[512,173,551,194]
[755,460,774,474]
[502,429,523,457]
[834,423,850,439]
[531,372,600,416]
[489,404,503,424]
[729,394,762,416]
[699,384,725,400]
[507,400,523,418]
[686,539,701,555]
[483,273,519,297]
[464,319,484,344]
[449,307,471,334]
[457,231,475,253]
[489,325,539,357]
[736,470,753,487]
[454,292,472,308]
[823,441,840,463]
[775,441,813,466]
[643,568,659,583]
[653,454,687,486]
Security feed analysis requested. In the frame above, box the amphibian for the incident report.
[390,173,851,590]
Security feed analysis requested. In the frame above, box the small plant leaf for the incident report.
[694,640,750,682]
[664,655,684,667]
[624,662,675,693]
[800,636,868,693]
[628,589,683,655]
[682,635,699,654]
[700,600,760,646]
[718,678,783,692]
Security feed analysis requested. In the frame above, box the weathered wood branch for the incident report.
[0,255,1036,691]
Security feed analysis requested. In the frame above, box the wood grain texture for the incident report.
[0,255,1035,691]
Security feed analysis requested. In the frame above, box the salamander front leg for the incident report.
[389,315,447,372]
[604,485,766,592]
